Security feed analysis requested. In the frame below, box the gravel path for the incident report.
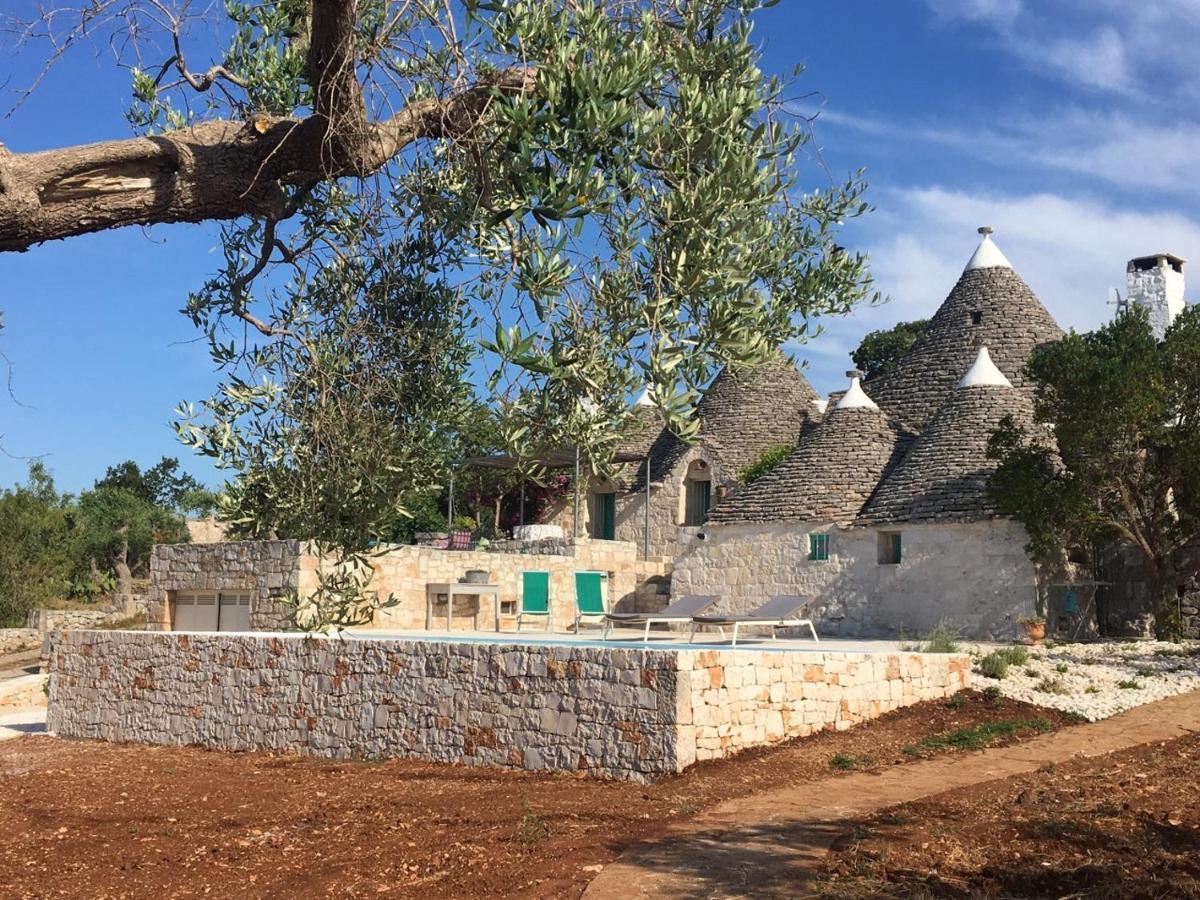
[973,640,1200,720]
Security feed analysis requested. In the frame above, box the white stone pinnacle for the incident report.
[964,227,1013,273]
[813,398,829,414]
[836,374,879,410]
[957,346,1012,388]
[633,386,656,407]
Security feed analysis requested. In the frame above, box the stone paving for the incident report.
[0,708,46,742]
[582,689,1200,899]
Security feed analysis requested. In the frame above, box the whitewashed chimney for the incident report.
[1126,252,1185,340]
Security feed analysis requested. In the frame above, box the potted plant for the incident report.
[1017,615,1046,645]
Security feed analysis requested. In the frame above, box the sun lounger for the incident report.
[602,594,720,642]
[690,595,819,646]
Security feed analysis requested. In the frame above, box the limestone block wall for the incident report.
[365,538,664,629]
[47,631,680,780]
[47,631,970,780]
[0,628,41,656]
[672,519,1039,640]
[149,539,668,633]
[148,541,308,631]
[675,648,971,766]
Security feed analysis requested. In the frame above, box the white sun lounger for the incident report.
[690,595,819,646]
[602,594,720,642]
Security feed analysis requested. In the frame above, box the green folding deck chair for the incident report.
[516,570,552,632]
[573,571,607,633]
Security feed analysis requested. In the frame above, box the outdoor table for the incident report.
[425,582,503,631]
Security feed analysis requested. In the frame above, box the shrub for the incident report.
[1055,663,1069,674]
[946,693,967,710]
[978,651,1010,679]
[1035,676,1070,695]
[981,685,1002,703]
[1117,679,1142,690]
[996,646,1029,666]
[922,623,961,654]
[829,753,866,771]
[738,445,793,487]
[1134,667,1154,678]
[1024,667,1038,677]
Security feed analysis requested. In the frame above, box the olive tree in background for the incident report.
[988,307,1200,640]
[4,0,877,627]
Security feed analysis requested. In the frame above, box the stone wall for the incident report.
[0,628,41,657]
[25,608,129,632]
[148,539,669,633]
[47,631,970,780]
[676,647,971,765]
[147,540,308,631]
[672,519,1039,641]
[48,631,681,780]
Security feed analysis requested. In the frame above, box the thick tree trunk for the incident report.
[1148,556,1181,641]
[0,0,534,253]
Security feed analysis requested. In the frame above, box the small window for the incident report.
[684,479,711,526]
[970,310,983,325]
[878,531,902,565]
[808,533,830,561]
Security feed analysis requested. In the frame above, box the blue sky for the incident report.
[2,0,1198,492]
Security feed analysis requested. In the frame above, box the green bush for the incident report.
[921,623,961,654]
[978,651,1010,679]
[996,646,1029,666]
[738,445,793,487]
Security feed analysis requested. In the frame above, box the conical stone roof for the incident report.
[864,244,1062,430]
[709,400,913,526]
[859,377,1034,525]
[639,352,820,487]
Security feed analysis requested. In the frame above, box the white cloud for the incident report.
[815,107,1200,197]
[923,0,1200,98]
[798,187,1200,396]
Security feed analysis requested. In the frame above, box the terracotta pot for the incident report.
[1020,620,1046,645]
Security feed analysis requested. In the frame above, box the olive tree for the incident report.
[5,0,876,626]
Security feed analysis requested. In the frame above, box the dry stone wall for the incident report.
[48,631,970,780]
[47,631,680,780]
[0,629,41,656]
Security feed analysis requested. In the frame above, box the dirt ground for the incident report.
[817,731,1200,899]
[0,692,1074,899]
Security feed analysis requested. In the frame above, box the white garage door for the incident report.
[171,592,253,632]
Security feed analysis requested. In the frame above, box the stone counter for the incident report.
[48,632,970,781]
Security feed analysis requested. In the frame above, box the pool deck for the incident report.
[341,627,983,655]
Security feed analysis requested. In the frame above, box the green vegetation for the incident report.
[903,623,961,654]
[978,652,1011,680]
[1035,677,1070,695]
[978,647,1030,679]
[905,718,1052,754]
[988,306,1200,640]
[851,319,930,380]
[738,445,793,487]
[1134,667,1155,678]
[829,753,871,771]
[981,686,1002,703]
[1118,679,1143,690]
[0,459,203,626]
[1055,663,1069,674]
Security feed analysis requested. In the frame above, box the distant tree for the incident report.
[987,307,1200,639]
[851,319,929,380]
[0,464,72,626]
[95,457,207,512]
[72,486,190,592]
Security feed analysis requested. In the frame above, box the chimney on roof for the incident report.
[964,226,1012,273]
[1126,252,1186,340]
[836,370,879,411]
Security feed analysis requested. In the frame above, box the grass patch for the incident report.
[1055,662,1069,674]
[829,753,872,771]
[998,646,1029,666]
[1085,684,1100,694]
[1134,666,1155,678]
[1035,676,1070,695]
[981,685,1002,703]
[1082,656,1098,665]
[515,800,550,845]
[1117,679,1142,690]
[946,693,967,710]
[1024,667,1038,677]
[905,718,1052,754]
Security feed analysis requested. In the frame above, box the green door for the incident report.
[591,492,616,540]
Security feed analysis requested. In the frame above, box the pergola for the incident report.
[452,447,652,557]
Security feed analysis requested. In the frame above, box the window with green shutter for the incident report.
[808,533,830,561]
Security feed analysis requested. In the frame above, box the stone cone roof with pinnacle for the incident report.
[635,351,820,489]
[863,243,1062,430]
[859,379,1035,525]
[709,400,914,526]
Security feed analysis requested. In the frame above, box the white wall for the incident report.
[671,518,1039,640]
